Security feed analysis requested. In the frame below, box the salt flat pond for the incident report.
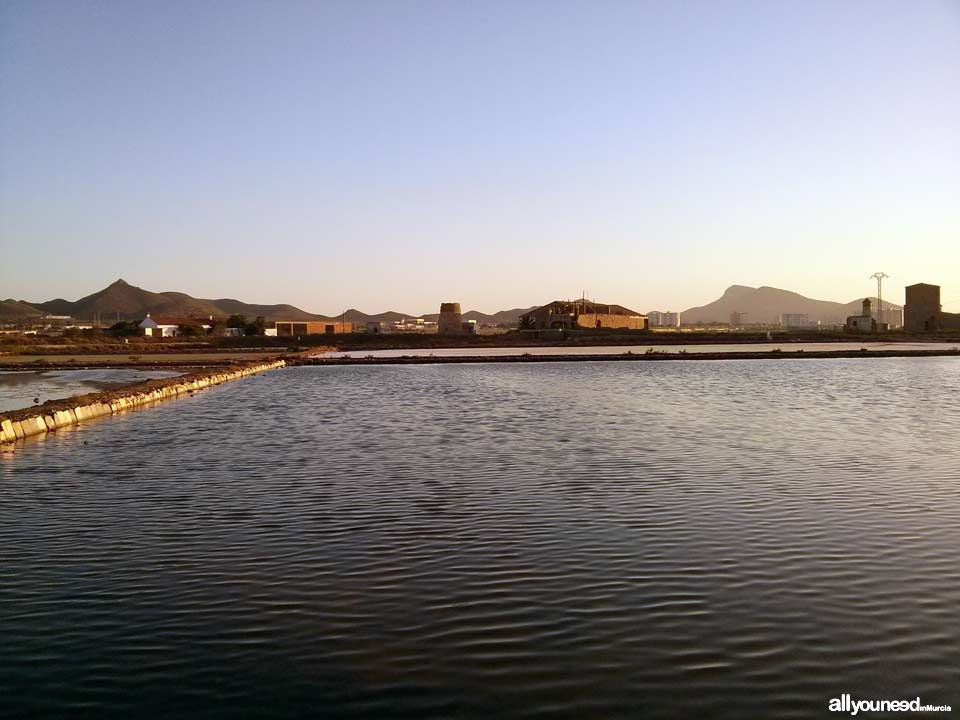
[0,369,181,412]
[2,358,959,718]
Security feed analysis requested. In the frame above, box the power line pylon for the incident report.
[870,272,889,331]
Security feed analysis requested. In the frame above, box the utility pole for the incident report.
[870,272,889,332]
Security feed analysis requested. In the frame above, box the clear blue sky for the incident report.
[2,0,958,314]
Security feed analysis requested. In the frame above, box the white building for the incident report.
[647,311,680,328]
[139,314,212,337]
[391,317,438,332]
[779,313,818,329]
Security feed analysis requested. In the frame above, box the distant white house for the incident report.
[139,314,212,337]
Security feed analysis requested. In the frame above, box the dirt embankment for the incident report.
[0,347,331,371]
[0,359,286,443]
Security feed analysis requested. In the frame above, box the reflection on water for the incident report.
[0,369,181,412]
[320,341,959,359]
[1,359,959,718]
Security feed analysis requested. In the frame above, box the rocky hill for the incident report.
[11,279,326,323]
[682,285,902,325]
[0,299,45,320]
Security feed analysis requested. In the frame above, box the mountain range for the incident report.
[2,279,901,327]
[5,280,322,324]
[1,279,536,326]
[680,285,902,325]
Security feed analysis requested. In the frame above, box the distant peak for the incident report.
[108,278,129,288]
[722,284,756,295]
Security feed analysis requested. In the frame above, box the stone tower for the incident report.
[904,283,942,332]
[438,302,463,335]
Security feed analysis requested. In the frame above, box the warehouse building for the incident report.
[275,320,353,336]
[520,300,648,331]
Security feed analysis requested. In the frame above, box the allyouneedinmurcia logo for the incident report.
[829,694,951,715]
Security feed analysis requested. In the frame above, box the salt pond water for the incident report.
[2,358,958,718]
[0,368,181,412]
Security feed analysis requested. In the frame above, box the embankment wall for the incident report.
[0,360,285,444]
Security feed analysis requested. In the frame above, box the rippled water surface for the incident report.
[2,359,959,718]
[0,369,181,412]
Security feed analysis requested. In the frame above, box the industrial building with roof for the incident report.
[520,300,648,331]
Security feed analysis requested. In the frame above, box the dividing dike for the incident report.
[0,359,285,444]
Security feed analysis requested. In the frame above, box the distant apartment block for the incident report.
[648,311,680,328]
[779,313,818,329]
[729,311,748,327]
